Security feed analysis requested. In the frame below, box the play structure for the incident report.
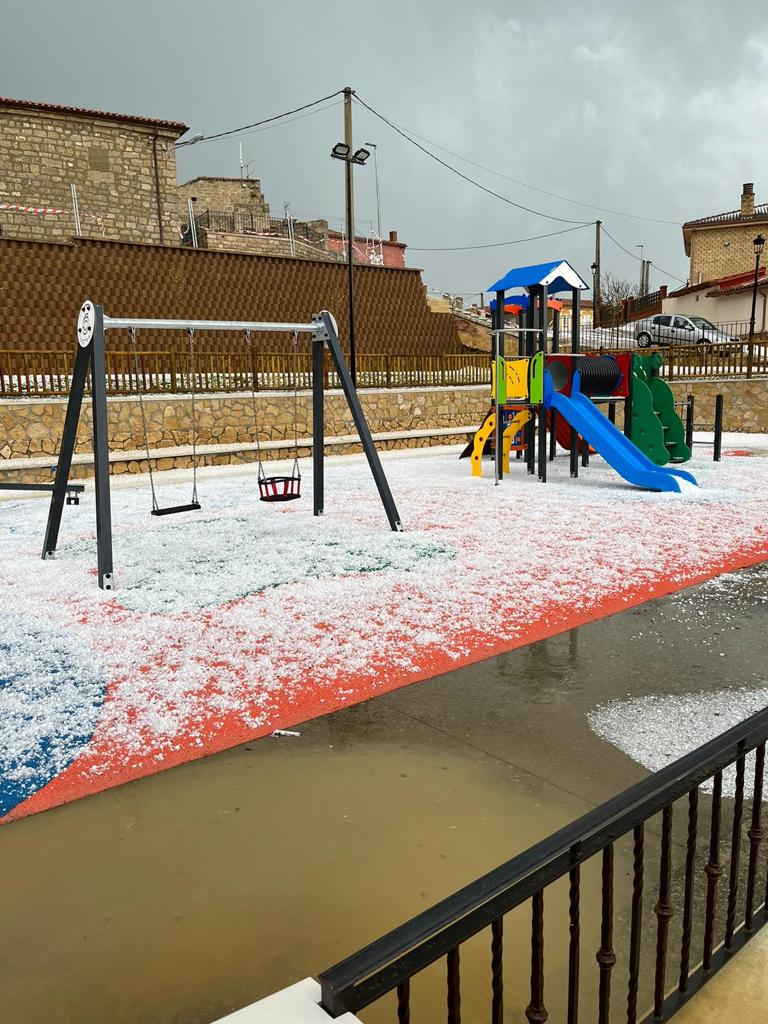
[462,260,698,492]
[42,302,403,590]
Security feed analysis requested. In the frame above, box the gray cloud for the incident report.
[2,0,766,297]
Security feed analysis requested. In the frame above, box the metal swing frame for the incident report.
[42,303,403,590]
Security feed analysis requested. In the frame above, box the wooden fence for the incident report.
[1,341,766,399]
[0,350,491,398]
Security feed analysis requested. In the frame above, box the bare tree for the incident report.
[598,272,637,322]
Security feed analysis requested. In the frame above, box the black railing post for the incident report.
[724,749,746,948]
[596,845,616,1024]
[703,771,723,972]
[744,743,765,931]
[626,823,644,1024]
[678,788,699,993]
[491,918,503,1024]
[447,946,461,1024]
[713,393,723,461]
[685,394,694,450]
[653,804,674,1018]
[567,845,581,1024]
[525,891,547,1024]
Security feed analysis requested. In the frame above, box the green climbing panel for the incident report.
[630,353,691,465]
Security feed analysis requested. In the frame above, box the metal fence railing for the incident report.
[0,350,491,399]
[2,335,766,400]
[192,209,326,245]
[319,706,768,1022]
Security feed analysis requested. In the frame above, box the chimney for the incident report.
[389,230,398,243]
[741,182,755,216]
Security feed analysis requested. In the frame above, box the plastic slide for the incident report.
[544,372,698,493]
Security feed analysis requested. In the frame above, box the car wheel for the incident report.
[637,332,652,348]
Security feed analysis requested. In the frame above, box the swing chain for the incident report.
[246,330,267,483]
[130,326,160,512]
[291,329,301,481]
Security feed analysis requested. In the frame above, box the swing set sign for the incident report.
[77,300,96,347]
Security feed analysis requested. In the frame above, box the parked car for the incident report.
[634,314,738,347]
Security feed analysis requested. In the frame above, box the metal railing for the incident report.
[2,335,766,399]
[0,350,491,398]
[191,208,326,245]
[319,706,768,1022]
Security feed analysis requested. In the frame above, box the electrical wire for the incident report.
[601,225,687,284]
[233,100,343,140]
[382,118,680,226]
[353,93,592,226]
[176,89,344,147]
[411,223,590,251]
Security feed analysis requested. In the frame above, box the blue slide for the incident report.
[544,372,698,493]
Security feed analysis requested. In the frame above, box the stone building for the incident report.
[0,96,188,245]
[683,182,768,284]
[178,175,407,265]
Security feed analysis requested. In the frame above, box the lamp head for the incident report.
[754,233,765,256]
[331,142,350,160]
[351,147,371,165]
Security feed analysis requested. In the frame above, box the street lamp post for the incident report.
[331,142,370,386]
[591,261,598,329]
[749,233,765,343]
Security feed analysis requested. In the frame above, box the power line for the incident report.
[176,89,344,147]
[383,119,680,226]
[601,225,687,284]
[411,223,590,252]
[353,93,592,226]
[233,100,343,140]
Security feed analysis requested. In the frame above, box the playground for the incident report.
[2,433,768,822]
[2,264,768,825]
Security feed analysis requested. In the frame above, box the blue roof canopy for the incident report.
[486,259,589,296]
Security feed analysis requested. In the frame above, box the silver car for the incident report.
[634,314,737,347]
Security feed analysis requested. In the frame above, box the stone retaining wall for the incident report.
[1,378,765,484]
[0,385,489,462]
[668,379,768,433]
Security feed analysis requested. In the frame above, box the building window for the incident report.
[88,147,110,172]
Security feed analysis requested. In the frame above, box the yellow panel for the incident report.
[505,358,530,400]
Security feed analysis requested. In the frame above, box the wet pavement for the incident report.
[1,563,767,1024]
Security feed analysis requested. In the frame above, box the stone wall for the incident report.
[2,377,764,484]
[0,103,182,245]
[0,385,489,462]
[668,378,768,433]
[198,230,341,261]
[177,178,270,221]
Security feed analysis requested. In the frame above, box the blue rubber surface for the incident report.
[0,614,106,817]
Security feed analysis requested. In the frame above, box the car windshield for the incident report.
[687,317,716,329]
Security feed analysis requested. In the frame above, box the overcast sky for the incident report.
[3,0,768,298]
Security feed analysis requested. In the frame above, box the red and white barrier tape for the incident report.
[0,202,66,215]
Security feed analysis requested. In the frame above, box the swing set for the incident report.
[42,301,402,590]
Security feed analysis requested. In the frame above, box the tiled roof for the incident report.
[0,96,188,135]
[683,204,768,229]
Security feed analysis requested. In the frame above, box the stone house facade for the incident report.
[0,96,187,245]
[683,183,768,284]
[178,176,408,265]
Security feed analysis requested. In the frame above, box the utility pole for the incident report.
[594,220,601,326]
[343,86,357,384]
